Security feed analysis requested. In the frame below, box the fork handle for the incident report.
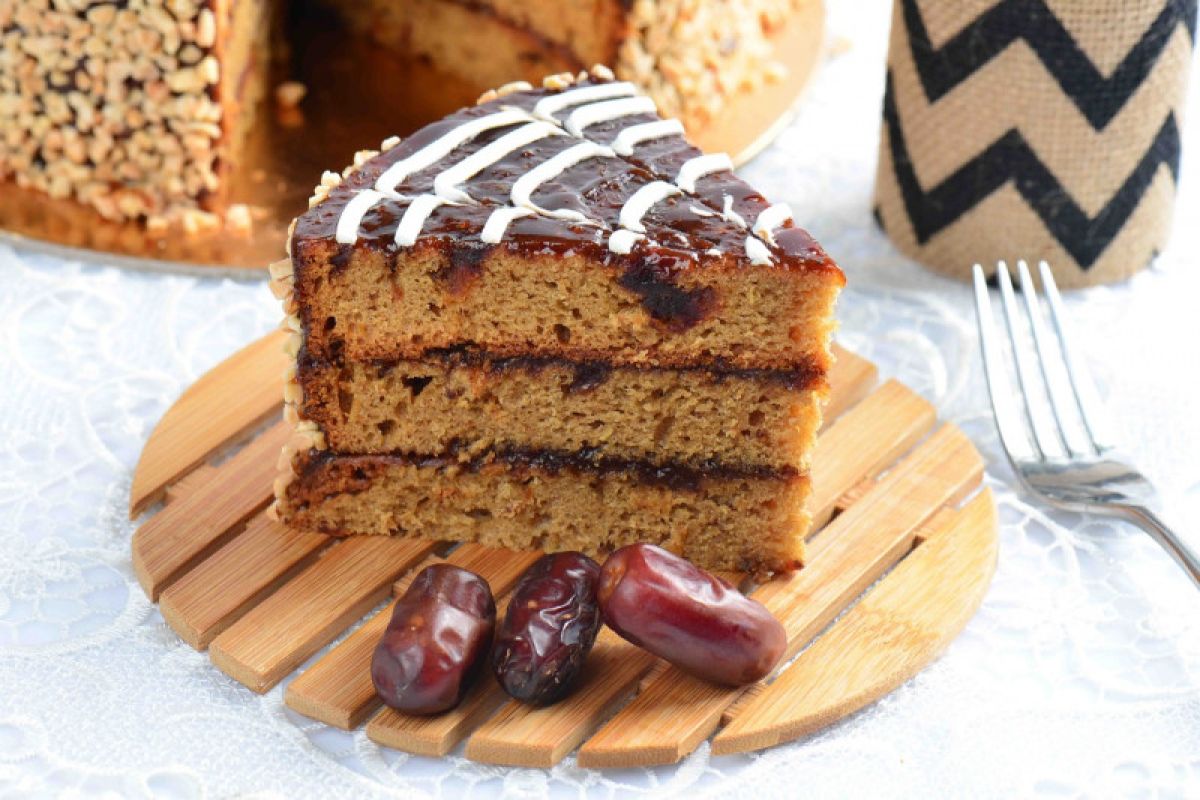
[1120,505,1200,589]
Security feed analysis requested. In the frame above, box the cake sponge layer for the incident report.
[299,351,824,471]
[283,450,809,576]
[292,239,841,372]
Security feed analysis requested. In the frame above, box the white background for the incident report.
[1,0,1199,796]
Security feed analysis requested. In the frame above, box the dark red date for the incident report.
[371,564,496,715]
[491,552,602,705]
[597,543,785,686]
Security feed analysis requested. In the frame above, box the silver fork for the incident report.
[972,260,1200,588]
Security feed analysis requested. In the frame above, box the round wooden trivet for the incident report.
[127,335,996,768]
[1,1,825,276]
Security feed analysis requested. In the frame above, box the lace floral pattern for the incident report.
[2,0,1199,795]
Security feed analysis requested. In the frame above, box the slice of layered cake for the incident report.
[270,68,843,576]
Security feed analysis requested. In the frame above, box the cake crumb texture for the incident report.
[286,451,809,577]
[300,353,825,472]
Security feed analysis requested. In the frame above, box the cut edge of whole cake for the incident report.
[268,66,843,577]
[2,0,811,228]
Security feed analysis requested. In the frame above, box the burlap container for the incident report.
[874,0,1196,288]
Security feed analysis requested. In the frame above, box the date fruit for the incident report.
[371,564,496,715]
[491,552,602,705]
[597,543,785,686]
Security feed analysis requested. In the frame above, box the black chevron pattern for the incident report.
[901,0,1197,129]
[880,73,1182,269]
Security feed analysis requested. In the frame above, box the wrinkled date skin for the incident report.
[371,564,496,715]
[597,543,786,686]
[491,552,602,705]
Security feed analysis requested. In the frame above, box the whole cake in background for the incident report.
[269,68,843,576]
[0,0,811,230]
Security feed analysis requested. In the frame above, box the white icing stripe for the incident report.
[510,141,614,223]
[752,202,792,244]
[745,236,772,265]
[675,153,734,193]
[432,121,561,203]
[608,229,645,254]
[374,108,533,193]
[619,181,681,233]
[434,121,563,203]
[335,189,385,244]
[532,81,639,121]
[722,194,747,228]
[565,96,657,137]
[395,194,448,246]
[612,119,685,156]
[480,206,534,243]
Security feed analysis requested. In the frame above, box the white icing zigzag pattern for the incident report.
[333,81,791,265]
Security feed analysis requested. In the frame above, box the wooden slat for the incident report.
[131,421,291,601]
[158,513,329,649]
[824,343,878,425]
[130,330,289,517]
[285,545,539,730]
[392,543,541,598]
[807,379,936,530]
[464,630,658,767]
[209,536,437,693]
[759,425,984,643]
[368,679,511,758]
[721,682,767,725]
[712,489,997,754]
[575,424,984,768]
[163,464,218,504]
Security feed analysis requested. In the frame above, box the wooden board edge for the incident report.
[158,532,332,651]
[132,511,264,603]
[366,680,511,758]
[288,686,383,732]
[129,330,288,518]
[710,488,997,755]
[209,584,390,695]
[463,638,657,768]
[575,705,724,770]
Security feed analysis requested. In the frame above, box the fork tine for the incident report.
[995,261,1064,460]
[1037,261,1118,453]
[1015,260,1091,457]
[973,264,1037,464]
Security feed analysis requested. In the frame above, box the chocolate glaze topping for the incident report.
[292,77,843,330]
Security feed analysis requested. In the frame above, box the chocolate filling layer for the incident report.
[299,343,826,392]
[296,443,803,497]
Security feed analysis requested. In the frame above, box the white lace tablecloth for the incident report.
[2,2,1199,797]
